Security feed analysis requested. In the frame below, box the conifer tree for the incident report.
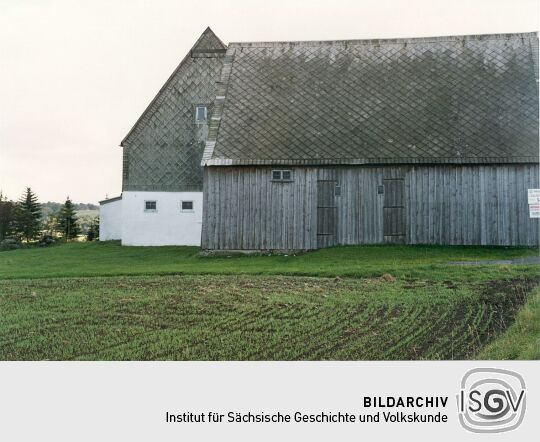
[0,192,16,240]
[14,188,42,242]
[56,197,81,240]
[86,216,99,241]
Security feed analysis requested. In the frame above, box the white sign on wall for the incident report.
[527,189,540,204]
[529,204,540,218]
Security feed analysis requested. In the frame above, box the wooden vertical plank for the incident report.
[247,168,254,249]
[211,169,219,249]
[509,166,517,245]
[292,168,299,249]
[201,168,209,249]
[440,167,447,244]
[267,167,274,249]
[519,165,527,246]
[258,169,264,249]
[219,169,226,249]
[474,166,481,245]
[413,167,420,244]
[434,167,440,244]
[479,166,487,245]
[490,166,498,245]
[355,167,361,244]
[456,166,461,245]
[308,168,316,249]
[236,168,243,249]
[499,167,507,245]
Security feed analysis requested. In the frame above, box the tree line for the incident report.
[0,188,99,245]
[42,201,99,212]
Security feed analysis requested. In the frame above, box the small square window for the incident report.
[181,201,194,212]
[145,200,157,212]
[272,170,293,182]
[195,106,207,123]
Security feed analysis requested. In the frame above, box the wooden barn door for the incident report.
[383,175,406,243]
[317,171,338,248]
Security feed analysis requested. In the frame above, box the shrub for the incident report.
[0,237,23,251]
[38,235,56,247]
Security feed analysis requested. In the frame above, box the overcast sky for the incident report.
[0,0,537,203]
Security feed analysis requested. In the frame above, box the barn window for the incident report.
[272,170,293,182]
[195,106,207,123]
[144,200,157,212]
[181,201,194,212]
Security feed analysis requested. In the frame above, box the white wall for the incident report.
[121,191,203,246]
[99,198,122,240]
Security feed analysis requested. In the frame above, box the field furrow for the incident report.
[1,273,536,360]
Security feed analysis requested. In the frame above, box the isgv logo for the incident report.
[457,368,526,433]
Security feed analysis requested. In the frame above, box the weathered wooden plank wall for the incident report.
[202,167,318,250]
[406,164,540,246]
[202,164,540,250]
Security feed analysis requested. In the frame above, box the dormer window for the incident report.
[195,105,207,123]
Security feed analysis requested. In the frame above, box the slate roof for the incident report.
[121,27,226,147]
[202,32,539,166]
[120,28,226,192]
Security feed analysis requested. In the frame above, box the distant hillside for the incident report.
[42,202,99,234]
[42,201,98,213]
[40,202,99,235]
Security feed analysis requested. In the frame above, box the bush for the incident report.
[0,237,23,251]
[39,235,56,247]
[86,217,99,241]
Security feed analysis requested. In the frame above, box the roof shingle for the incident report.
[203,32,539,166]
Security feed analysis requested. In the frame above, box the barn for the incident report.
[201,32,539,250]
[101,29,539,248]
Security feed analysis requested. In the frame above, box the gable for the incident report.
[203,32,539,166]
[122,27,226,147]
[121,27,226,192]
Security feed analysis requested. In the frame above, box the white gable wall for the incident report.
[99,198,122,240]
[121,191,203,246]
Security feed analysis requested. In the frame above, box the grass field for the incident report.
[477,286,540,360]
[0,241,538,281]
[0,242,538,360]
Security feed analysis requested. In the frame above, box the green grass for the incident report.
[0,241,537,281]
[0,242,538,360]
[0,274,535,360]
[477,287,540,360]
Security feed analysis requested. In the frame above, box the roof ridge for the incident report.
[228,31,538,48]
